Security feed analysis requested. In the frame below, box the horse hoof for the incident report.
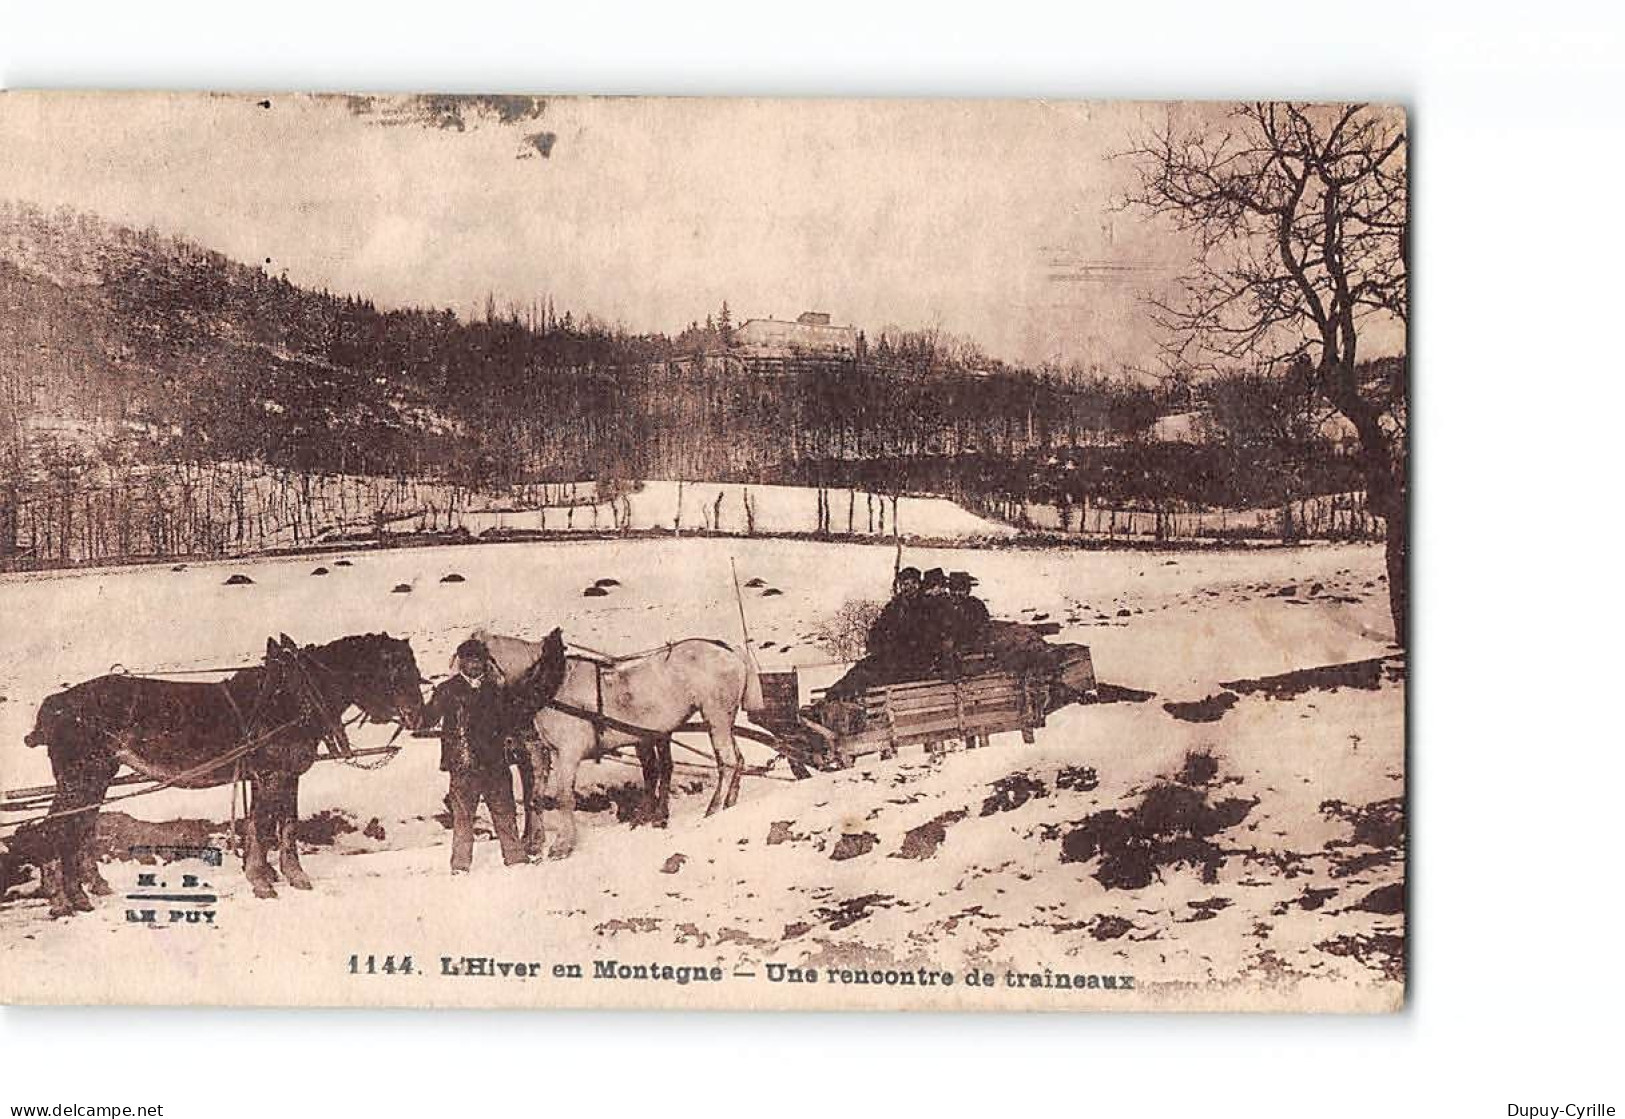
[89,880,114,897]
[71,896,94,912]
[546,845,574,861]
[48,903,75,919]
[286,874,313,891]
[252,883,278,899]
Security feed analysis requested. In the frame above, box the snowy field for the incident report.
[0,535,1403,1010]
[383,479,1016,541]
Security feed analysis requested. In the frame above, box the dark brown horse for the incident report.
[23,632,424,918]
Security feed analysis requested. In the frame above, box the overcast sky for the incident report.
[0,94,1247,368]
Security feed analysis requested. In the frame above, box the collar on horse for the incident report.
[277,645,356,759]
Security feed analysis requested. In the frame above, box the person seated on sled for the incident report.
[936,570,992,678]
[422,639,526,874]
[865,566,933,675]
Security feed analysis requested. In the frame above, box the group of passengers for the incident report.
[865,565,993,682]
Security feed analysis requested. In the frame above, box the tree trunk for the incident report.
[1385,517,1407,644]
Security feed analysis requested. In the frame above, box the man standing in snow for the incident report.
[423,639,526,873]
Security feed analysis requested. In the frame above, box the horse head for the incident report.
[267,633,425,746]
[325,632,425,731]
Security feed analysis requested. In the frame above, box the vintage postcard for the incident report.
[0,93,1406,1010]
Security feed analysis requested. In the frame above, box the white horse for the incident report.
[469,629,763,858]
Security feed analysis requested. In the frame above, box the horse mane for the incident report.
[304,632,397,658]
[502,630,567,721]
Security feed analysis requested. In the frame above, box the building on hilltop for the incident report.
[732,311,857,359]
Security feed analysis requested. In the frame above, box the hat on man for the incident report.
[922,568,948,591]
[948,570,978,591]
[454,638,491,663]
[897,566,921,581]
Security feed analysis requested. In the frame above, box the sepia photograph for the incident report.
[0,93,1411,1012]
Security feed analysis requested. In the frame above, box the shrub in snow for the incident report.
[808,598,883,661]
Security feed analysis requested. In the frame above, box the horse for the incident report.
[22,632,424,917]
[469,629,763,859]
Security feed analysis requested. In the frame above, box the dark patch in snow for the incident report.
[440,572,465,583]
[1057,759,1257,889]
[1091,915,1134,940]
[660,853,687,874]
[311,566,329,576]
[391,583,412,594]
[224,573,254,585]
[980,773,1049,816]
[1320,797,1405,878]
[1056,765,1099,793]
[298,809,358,847]
[568,783,649,824]
[817,893,896,931]
[830,832,878,860]
[1317,932,1405,982]
[1183,896,1234,921]
[1163,692,1239,723]
[1083,683,1156,705]
[892,810,968,860]
[583,585,609,597]
[1176,751,1219,787]
[1350,883,1405,915]
[1222,656,1403,701]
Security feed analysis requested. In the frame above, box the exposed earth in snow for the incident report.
[0,535,1403,1011]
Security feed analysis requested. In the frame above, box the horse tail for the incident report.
[739,644,767,717]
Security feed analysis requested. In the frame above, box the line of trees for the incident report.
[0,193,1396,570]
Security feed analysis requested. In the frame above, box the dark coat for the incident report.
[865,595,936,674]
[424,675,509,773]
[940,595,992,656]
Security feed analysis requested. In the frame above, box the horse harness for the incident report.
[540,652,675,756]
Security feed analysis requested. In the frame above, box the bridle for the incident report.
[276,639,419,759]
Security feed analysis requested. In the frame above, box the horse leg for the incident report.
[41,859,70,918]
[514,746,544,857]
[243,776,278,899]
[634,737,671,827]
[275,776,313,890]
[654,737,673,826]
[633,739,657,824]
[547,733,586,860]
[523,731,551,858]
[48,754,114,916]
[705,722,744,814]
[78,845,113,897]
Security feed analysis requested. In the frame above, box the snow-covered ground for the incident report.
[0,536,1402,1010]
[387,479,1015,541]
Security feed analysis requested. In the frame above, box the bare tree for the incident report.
[1125,102,1408,638]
